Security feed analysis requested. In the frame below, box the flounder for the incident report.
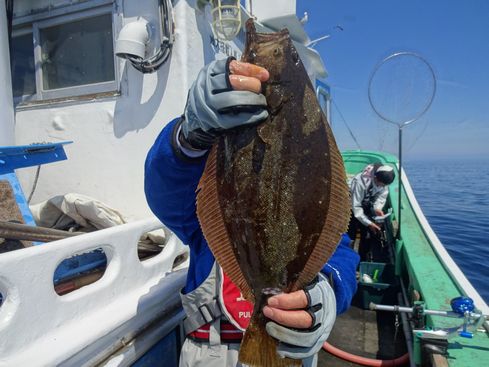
[196,19,350,367]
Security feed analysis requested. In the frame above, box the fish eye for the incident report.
[249,49,257,62]
[273,48,282,57]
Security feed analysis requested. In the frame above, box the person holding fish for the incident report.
[347,163,395,260]
[145,53,359,367]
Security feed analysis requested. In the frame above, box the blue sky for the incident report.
[296,0,489,160]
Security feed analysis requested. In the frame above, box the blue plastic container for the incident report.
[358,262,395,309]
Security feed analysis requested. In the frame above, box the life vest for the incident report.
[180,262,253,338]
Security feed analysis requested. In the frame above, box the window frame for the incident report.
[11,1,120,105]
[316,82,332,125]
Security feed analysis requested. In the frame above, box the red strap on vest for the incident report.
[187,321,243,343]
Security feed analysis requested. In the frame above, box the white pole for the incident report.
[0,1,15,146]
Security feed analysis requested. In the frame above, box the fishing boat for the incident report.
[0,1,487,366]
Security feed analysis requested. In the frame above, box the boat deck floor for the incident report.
[319,235,407,366]
[318,299,407,366]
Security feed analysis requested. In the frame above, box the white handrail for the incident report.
[0,217,189,366]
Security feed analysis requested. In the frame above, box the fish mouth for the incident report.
[245,18,290,46]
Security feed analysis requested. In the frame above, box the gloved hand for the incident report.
[181,57,269,150]
[264,274,336,360]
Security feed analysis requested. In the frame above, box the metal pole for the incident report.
[370,302,413,313]
[397,293,416,367]
[0,220,83,243]
[370,302,488,319]
[397,126,402,240]
[397,127,403,239]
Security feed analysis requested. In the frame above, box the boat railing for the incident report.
[400,167,489,316]
[0,216,189,366]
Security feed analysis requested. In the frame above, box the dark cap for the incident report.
[374,165,395,185]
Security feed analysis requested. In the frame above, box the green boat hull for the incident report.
[342,150,489,366]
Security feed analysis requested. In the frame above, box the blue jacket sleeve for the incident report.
[144,118,206,250]
[145,119,220,293]
[321,234,360,314]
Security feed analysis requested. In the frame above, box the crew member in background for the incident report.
[145,57,359,367]
[347,163,395,261]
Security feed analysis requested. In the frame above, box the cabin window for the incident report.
[11,32,36,99]
[40,14,115,91]
[10,3,118,104]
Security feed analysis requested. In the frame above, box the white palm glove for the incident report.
[182,57,269,150]
[265,274,336,360]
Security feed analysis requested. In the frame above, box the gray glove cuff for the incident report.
[182,57,269,149]
[265,273,336,360]
[175,123,208,158]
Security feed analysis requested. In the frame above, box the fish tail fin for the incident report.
[238,314,301,367]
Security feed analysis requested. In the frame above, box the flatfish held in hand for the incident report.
[196,19,350,367]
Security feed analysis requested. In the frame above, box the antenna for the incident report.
[306,25,343,48]
[307,34,331,48]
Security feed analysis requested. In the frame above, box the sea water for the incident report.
[404,159,489,304]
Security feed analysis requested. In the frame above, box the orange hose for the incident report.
[323,341,410,366]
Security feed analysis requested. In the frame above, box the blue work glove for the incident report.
[181,57,269,150]
[265,274,336,360]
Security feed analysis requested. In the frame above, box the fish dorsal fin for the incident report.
[196,145,254,302]
[293,122,351,291]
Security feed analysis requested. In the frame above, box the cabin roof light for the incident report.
[201,0,242,41]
